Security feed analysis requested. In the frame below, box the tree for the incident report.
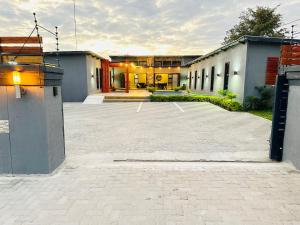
[223,6,286,45]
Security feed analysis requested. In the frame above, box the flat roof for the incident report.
[184,35,300,66]
[44,51,108,60]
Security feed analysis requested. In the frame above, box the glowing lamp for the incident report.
[13,71,21,85]
[168,67,171,70]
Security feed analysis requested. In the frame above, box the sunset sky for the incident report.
[0,0,299,56]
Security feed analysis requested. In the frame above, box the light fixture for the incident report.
[168,67,171,70]
[13,71,22,99]
[8,61,18,65]
[206,75,209,78]
[13,71,21,85]
[217,73,221,77]
[234,71,238,75]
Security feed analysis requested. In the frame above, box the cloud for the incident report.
[0,0,299,55]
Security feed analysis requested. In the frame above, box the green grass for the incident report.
[249,110,273,121]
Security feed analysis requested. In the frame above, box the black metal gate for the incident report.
[270,74,289,161]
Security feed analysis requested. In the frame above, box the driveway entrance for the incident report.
[64,102,271,163]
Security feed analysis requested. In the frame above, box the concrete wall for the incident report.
[0,87,12,173]
[86,55,101,95]
[0,85,65,174]
[45,55,88,102]
[188,43,248,103]
[244,42,280,101]
[283,71,300,170]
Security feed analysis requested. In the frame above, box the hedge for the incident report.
[150,95,243,111]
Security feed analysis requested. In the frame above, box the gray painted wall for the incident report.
[244,42,280,102]
[0,85,65,174]
[45,55,88,102]
[283,71,300,170]
[0,87,12,173]
[188,42,282,104]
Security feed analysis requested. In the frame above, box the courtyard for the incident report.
[0,102,300,225]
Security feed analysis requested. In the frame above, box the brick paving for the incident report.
[1,102,300,225]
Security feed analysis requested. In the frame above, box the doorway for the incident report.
[194,71,197,89]
[210,66,215,92]
[224,62,230,90]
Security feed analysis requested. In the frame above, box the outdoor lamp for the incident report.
[13,71,22,99]
[217,73,221,77]
[234,71,238,75]
[206,75,209,78]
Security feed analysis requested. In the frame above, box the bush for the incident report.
[147,87,157,93]
[150,95,243,111]
[174,87,182,92]
[245,86,274,110]
[181,84,187,90]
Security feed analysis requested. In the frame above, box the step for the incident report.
[104,96,150,100]
[83,95,104,104]
[103,98,150,103]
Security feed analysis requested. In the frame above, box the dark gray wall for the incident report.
[244,43,280,102]
[0,87,12,173]
[283,72,300,170]
[0,86,65,174]
[45,55,88,102]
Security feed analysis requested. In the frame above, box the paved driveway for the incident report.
[1,103,300,225]
[64,102,271,162]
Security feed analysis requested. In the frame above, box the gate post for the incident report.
[270,74,289,161]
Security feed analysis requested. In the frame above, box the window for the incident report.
[172,61,181,67]
[201,69,205,90]
[155,61,162,67]
[224,62,230,90]
[138,61,147,67]
[265,57,279,85]
[96,68,100,89]
[189,72,192,89]
[194,71,197,89]
[210,66,215,92]
[162,61,171,67]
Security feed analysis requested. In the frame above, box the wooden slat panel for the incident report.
[281,58,300,65]
[281,51,300,58]
[0,36,42,44]
[1,55,43,64]
[0,46,42,54]
[281,45,300,52]
[265,57,279,85]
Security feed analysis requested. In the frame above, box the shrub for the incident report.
[218,90,228,97]
[174,87,182,92]
[181,84,187,90]
[150,94,243,111]
[147,87,157,93]
[245,96,261,110]
[245,86,274,110]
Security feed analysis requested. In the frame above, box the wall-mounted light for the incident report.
[233,71,238,75]
[13,71,25,99]
[206,75,209,78]
[217,73,221,77]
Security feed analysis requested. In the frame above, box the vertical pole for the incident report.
[55,26,60,67]
[125,58,129,93]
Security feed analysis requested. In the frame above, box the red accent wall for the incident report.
[101,59,110,93]
[265,57,279,85]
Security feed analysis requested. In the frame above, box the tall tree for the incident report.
[223,6,286,45]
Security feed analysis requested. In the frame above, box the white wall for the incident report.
[188,43,248,103]
[86,55,101,95]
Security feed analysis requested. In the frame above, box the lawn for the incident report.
[249,110,273,121]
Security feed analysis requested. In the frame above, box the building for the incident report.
[185,36,300,104]
[45,51,110,102]
[110,55,200,91]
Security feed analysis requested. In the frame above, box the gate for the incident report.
[270,75,289,161]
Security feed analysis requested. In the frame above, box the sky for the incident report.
[0,0,299,57]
